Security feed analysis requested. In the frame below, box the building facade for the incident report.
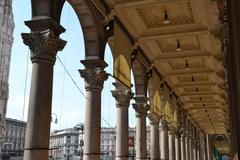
[49,124,84,160]
[100,127,151,160]
[0,0,14,147]
[1,118,26,160]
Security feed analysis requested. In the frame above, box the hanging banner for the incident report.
[149,70,161,116]
[173,110,177,128]
[165,100,171,123]
[162,84,171,123]
[113,20,132,87]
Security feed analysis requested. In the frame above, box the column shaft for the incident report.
[185,136,189,160]
[83,90,102,159]
[160,120,169,160]
[133,96,149,160]
[80,59,108,160]
[22,27,66,160]
[180,133,186,160]
[196,146,200,160]
[116,106,129,160]
[169,130,175,160]
[206,134,213,160]
[150,121,160,160]
[188,137,193,160]
[136,116,147,160]
[24,62,53,160]
[175,133,181,160]
[112,82,133,160]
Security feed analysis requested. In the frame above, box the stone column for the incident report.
[185,119,190,160]
[188,123,193,160]
[175,131,181,160]
[206,134,213,160]
[112,82,133,160]
[148,114,160,160]
[199,133,207,160]
[160,94,169,160]
[168,126,175,160]
[79,59,108,160]
[180,111,186,160]
[196,131,200,160]
[132,95,150,160]
[160,119,169,160]
[21,19,66,160]
[192,126,197,160]
[169,94,175,160]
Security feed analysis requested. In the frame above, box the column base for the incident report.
[136,157,148,160]
[115,156,130,160]
[83,153,101,160]
[24,149,49,160]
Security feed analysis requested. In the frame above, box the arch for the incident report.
[131,58,148,96]
[30,0,108,59]
[31,0,65,23]
[67,0,107,59]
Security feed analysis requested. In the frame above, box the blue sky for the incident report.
[7,0,138,130]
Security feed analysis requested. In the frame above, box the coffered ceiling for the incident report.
[93,0,229,154]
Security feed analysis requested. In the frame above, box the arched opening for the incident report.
[51,2,86,130]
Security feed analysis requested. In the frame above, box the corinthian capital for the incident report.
[79,59,108,90]
[22,30,66,63]
[112,82,133,107]
[79,68,108,90]
[132,96,150,117]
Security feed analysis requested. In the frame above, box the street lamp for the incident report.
[51,113,58,124]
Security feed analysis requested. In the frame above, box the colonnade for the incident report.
[20,15,215,160]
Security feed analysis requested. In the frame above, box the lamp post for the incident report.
[51,113,58,124]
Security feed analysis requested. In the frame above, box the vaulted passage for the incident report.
[11,0,240,160]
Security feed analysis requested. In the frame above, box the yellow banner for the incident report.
[165,101,171,123]
[113,20,132,87]
[173,110,177,127]
[149,70,161,116]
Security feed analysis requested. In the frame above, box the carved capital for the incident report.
[160,119,168,130]
[175,130,181,138]
[148,113,160,125]
[79,68,108,91]
[22,30,66,63]
[111,82,134,107]
[132,95,150,117]
[168,124,176,134]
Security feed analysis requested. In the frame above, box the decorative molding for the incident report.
[133,95,150,117]
[111,82,134,107]
[80,59,108,91]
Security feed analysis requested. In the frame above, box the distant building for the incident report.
[1,118,26,160]
[100,127,151,160]
[49,123,84,160]
[50,125,151,160]
[0,0,14,147]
